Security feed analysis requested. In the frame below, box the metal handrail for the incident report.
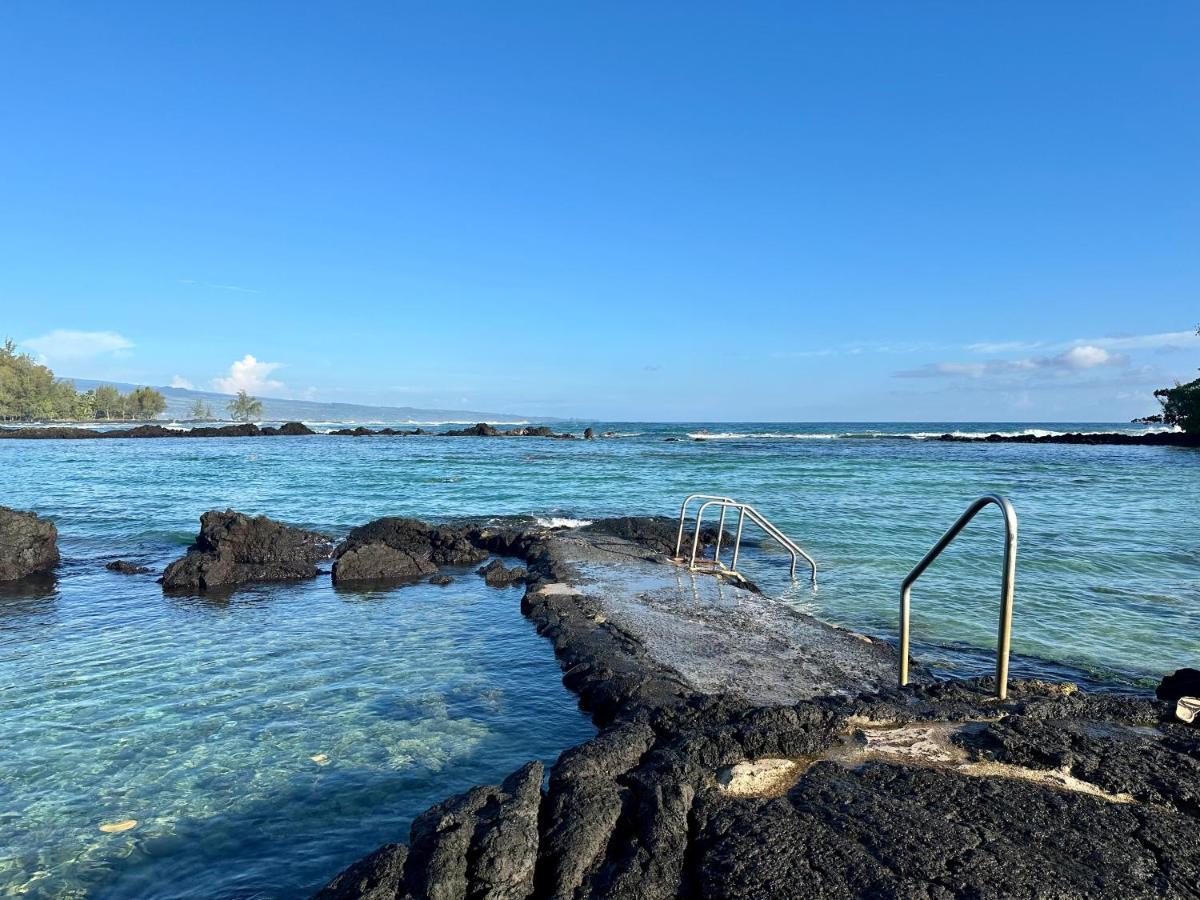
[674,494,817,584]
[899,494,1018,700]
[673,494,734,559]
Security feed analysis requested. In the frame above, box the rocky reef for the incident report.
[0,422,318,439]
[937,430,1200,447]
[315,518,1200,900]
[0,421,589,440]
[332,518,488,584]
[161,510,334,591]
[0,506,58,581]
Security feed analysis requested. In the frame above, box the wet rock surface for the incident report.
[0,506,58,581]
[477,559,528,587]
[105,559,152,575]
[332,518,488,584]
[937,430,1200,447]
[317,518,1200,899]
[161,510,333,591]
[0,422,316,439]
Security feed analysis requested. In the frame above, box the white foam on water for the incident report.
[535,516,594,529]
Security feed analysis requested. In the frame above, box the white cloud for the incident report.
[23,329,133,363]
[170,375,195,389]
[897,346,1125,380]
[1056,345,1114,369]
[212,354,284,395]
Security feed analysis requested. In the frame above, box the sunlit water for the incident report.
[1,421,1198,897]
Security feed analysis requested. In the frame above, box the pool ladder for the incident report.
[673,494,817,585]
[900,494,1018,700]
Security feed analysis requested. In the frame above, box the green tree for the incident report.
[227,390,263,422]
[188,399,213,420]
[127,386,167,420]
[1150,324,1200,434]
[93,385,123,420]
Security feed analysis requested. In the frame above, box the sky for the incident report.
[1,2,1197,422]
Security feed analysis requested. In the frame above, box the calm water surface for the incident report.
[1,421,1198,897]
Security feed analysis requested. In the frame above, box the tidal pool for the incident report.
[0,557,594,898]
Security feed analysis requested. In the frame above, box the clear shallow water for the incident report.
[1,421,1198,896]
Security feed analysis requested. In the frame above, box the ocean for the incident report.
[1,421,1196,896]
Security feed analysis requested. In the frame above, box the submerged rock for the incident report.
[429,574,454,586]
[0,507,58,581]
[332,518,487,584]
[105,560,151,575]
[161,510,333,591]
[477,559,527,587]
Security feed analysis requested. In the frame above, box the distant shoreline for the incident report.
[1,421,1194,445]
[0,422,590,440]
[936,430,1200,447]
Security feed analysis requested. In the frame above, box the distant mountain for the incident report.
[66,379,549,425]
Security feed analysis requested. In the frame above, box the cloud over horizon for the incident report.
[22,329,133,364]
[212,354,285,395]
[896,344,1128,380]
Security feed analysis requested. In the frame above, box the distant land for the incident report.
[66,378,547,425]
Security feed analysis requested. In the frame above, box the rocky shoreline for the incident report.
[0,422,594,440]
[309,519,1200,899]
[937,430,1200,447]
[3,507,1197,897]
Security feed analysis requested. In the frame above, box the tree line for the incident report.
[0,338,167,422]
[1154,325,1200,433]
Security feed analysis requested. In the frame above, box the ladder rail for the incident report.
[674,494,735,558]
[899,493,1017,700]
[679,495,817,585]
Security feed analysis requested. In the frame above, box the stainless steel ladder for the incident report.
[899,493,1018,700]
[673,494,817,585]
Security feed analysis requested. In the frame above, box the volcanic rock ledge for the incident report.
[161,510,333,591]
[0,506,58,581]
[316,520,1200,900]
[332,518,488,584]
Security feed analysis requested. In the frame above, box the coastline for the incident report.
[937,430,1200,447]
[0,422,587,440]
[1,420,1195,447]
[310,517,1200,899]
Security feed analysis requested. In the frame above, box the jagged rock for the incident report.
[405,761,543,900]
[584,427,595,440]
[105,560,151,575]
[161,510,332,591]
[333,518,486,584]
[443,422,500,437]
[1157,668,1200,703]
[429,574,454,586]
[278,421,315,435]
[477,559,527,587]
[318,521,1200,900]
[0,507,58,581]
[312,843,407,900]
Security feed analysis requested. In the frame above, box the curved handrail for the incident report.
[674,494,734,557]
[899,494,1018,700]
[684,497,817,585]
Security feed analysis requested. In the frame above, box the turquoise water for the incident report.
[2,421,1198,897]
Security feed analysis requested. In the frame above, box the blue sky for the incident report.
[1,2,1196,421]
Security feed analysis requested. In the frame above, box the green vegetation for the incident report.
[1151,325,1200,434]
[188,399,215,421]
[227,390,263,423]
[0,338,167,422]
